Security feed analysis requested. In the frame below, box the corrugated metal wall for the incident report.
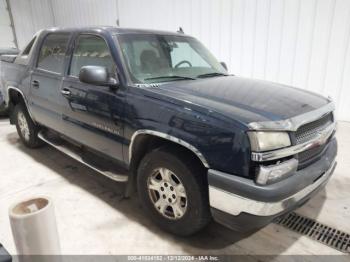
[9,0,118,47]
[8,0,350,121]
[0,0,16,48]
[49,0,118,27]
[9,0,54,48]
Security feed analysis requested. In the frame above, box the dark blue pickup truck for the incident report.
[0,27,337,235]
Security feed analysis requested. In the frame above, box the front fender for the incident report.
[123,88,252,178]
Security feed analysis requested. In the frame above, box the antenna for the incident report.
[177,27,184,34]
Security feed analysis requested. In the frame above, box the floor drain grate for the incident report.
[275,212,350,253]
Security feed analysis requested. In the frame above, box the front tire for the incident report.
[137,147,211,236]
[14,103,43,148]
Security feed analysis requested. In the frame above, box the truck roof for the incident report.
[42,26,188,37]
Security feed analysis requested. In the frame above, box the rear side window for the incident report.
[69,35,115,77]
[37,34,70,74]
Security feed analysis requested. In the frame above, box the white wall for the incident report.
[8,0,350,121]
[9,0,54,48]
[119,0,350,121]
[8,0,118,48]
[0,0,16,48]
[49,0,118,27]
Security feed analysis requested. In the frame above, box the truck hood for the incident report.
[148,76,330,126]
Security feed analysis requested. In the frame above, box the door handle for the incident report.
[32,80,40,88]
[61,88,71,97]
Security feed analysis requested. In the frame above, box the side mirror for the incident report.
[220,62,228,71]
[79,66,118,87]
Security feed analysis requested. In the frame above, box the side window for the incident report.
[69,35,115,77]
[37,34,70,74]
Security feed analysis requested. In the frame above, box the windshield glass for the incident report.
[117,34,227,84]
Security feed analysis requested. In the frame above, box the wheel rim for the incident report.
[147,167,187,220]
[17,111,30,141]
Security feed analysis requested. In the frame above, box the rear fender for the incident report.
[7,86,36,124]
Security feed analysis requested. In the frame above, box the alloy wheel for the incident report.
[17,111,30,141]
[147,167,187,220]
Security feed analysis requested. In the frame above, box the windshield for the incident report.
[117,34,227,84]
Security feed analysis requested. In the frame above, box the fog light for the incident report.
[256,158,298,185]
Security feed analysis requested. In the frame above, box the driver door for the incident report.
[60,33,124,161]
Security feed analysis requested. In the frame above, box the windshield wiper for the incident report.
[144,75,196,82]
[196,72,229,78]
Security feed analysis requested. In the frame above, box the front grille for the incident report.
[294,112,334,169]
[297,143,328,169]
[295,113,333,144]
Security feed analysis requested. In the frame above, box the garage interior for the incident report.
[1,0,350,258]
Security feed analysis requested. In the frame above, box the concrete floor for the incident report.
[0,117,349,257]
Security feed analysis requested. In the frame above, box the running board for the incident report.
[38,132,128,183]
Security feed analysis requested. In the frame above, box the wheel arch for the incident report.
[7,86,25,104]
[7,86,35,124]
[129,130,209,169]
[124,130,209,197]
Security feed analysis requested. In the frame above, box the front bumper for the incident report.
[208,138,337,232]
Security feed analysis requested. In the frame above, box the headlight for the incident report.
[248,131,291,152]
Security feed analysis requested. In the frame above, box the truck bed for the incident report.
[0,49,26,114]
